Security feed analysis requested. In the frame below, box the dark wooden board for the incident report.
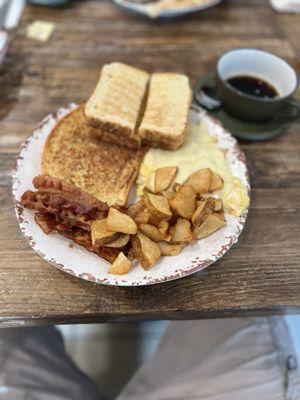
[0,0,299,327]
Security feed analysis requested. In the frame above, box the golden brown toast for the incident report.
[84,62,150,147]
[138,73,191,150]
[42,106,147,206]
[89,126,141,150]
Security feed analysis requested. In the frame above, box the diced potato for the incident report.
[127,200,144,218]
[191,198,215,227]
[105,234,130,248]
[169,184,196,219]
[158,242,185,256]
[106,207,137,235]
[170,218,194,244]
[132,232,161,270]
[144,193,172,219]
[91,219,119,246]
[154,166,178,193]
[209,172,224,192]
[139,223,165,242]
[194,213,226,239]
[185,168,212,194]
[134,207,150,225]
[108,252,132,275]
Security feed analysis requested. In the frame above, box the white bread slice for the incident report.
[84,62,150,141]
[138,73,191,150]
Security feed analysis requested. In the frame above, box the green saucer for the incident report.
[194,72,295,141]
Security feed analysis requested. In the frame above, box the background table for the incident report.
[0,0,299,327]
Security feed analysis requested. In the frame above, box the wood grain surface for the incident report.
[0,0,299,327]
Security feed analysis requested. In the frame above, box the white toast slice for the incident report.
[138,73,191,150]
[85,62,150,141]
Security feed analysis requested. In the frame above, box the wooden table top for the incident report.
[0,0,299,327]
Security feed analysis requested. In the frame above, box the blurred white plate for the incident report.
[113,0,222,18]
[13,103,249,286]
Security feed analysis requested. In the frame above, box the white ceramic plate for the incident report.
[113,0,222,18]
[12,103,249,286]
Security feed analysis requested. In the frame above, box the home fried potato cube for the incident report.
[194,213,226,239]
[108,252,132,275]
[169,184,196,219]
[185,168,212,194]
[91,219,119,246]
[158,242,185,256]
[132,232,161,270]
[170,218,194,244]
[106,207,137,235]
[154,166,178,193]
[144,192,172,219]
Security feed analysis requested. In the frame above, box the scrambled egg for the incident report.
[137,123,249,217]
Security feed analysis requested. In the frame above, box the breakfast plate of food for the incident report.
[113,0,222,19]
[13,62,250,286]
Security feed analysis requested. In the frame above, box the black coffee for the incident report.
[227,76,279,99]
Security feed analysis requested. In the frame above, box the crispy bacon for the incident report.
[32,175,108,212]
[34,213,58,235]
[20,175,123,263]
[20,175,110,233]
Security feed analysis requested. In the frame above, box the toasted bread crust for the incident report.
[85,116,133,138]
[140,122,188,150]
[90,127,141,149]
[141,135,185,150]
[42,106,146,206]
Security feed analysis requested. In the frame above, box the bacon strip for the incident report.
[20,175,123,263]
[21,175,109,232]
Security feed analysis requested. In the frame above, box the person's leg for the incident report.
[118,317,300,400]
[0,326,105,400]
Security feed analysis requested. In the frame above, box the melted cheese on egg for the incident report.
[137,123,249,216]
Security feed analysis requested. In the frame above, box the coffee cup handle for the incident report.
[272,98,300,122]
[194,85,222,111]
